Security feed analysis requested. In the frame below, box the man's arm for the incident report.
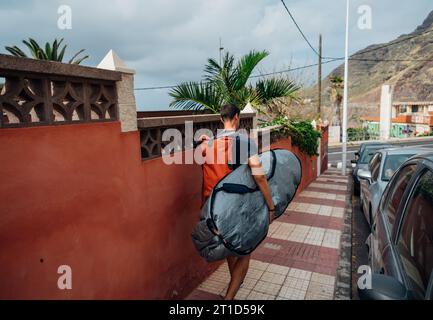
[248,155,276,223]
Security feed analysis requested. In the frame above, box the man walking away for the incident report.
[198,104,275,300]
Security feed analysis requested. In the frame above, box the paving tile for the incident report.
[277,286,307,300]
[245,267,265,280]
[271,223,296,240]
[322,229,342,249]
[241,276,260,290]
[283,276,310,292]
[253,280,282,295]
[266,264,290,276]
[249,260,270,271]
[198,279,227,295]
[288,268,312,281]
[311,273,336,286]
[286,225,310,242]
[260,272,286,285]
[304,227,326,246]
[246,291,276,300]
[234,288,252,300]
[306,282,335,300]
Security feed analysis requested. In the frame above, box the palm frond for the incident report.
[255,77,300,104]
[169,82,223,113]
[5,46,28,57]
[23,39,41,59]
[71,55,90,65]
[68,49,86,64]
[5,38,88,65]
[233,50,269,90]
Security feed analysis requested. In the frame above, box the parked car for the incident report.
[359,153,433,300]
[358,147,432,226]
[352,142,393,195]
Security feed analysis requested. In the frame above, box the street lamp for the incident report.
[342,0,350,176]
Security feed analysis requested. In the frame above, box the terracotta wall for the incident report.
[0,122,325,299]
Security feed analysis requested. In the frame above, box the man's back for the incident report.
[201,130,258,202]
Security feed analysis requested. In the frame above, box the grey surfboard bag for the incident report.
[191,149,302,263]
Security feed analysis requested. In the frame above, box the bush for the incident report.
[264,117,321,156]
[347,127,370,142]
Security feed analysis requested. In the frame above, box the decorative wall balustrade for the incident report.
[0,54,121,128]
[138,114,255,160]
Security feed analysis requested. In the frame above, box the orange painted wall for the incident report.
[0,122,323,299]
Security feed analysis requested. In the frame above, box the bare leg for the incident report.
[227,256,238,277]
[224,255,251,300]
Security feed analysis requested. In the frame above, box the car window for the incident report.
[360,146,389,164]
[381,164,417,229]
[397,170,433,298]
[370,153,382,182]
[382,154,416,181]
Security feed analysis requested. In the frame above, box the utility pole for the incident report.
[342,0,350,176]
[219,38,224,66]
[318,34,322,117]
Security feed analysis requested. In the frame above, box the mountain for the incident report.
[323,10,433,105]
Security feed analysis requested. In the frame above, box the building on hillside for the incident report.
[362,101,433,138]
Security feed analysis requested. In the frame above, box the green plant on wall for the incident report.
[169,50,299,113]
[5,38,89,65]
[262,116,321,156]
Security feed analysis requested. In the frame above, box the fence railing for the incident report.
[0,54,121,128]
[137,113,255,160]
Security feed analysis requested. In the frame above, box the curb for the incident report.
[329,136,433,148]
[334,171,353,300]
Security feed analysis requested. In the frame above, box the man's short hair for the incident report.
[220,104,240,122]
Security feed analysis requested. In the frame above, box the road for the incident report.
[351,192,370,299]
[328,138,433,167]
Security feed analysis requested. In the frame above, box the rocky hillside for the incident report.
[323,10,433,104]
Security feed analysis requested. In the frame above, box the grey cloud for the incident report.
[0,0,432,110]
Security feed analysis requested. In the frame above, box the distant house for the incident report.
[362,101,433,138]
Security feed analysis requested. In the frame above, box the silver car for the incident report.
[358,147,432,226]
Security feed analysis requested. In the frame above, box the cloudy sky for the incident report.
[1,0,432,110]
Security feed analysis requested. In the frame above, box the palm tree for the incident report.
[169,50,299,113]
[329,75,344,126]
[5,38,89,65]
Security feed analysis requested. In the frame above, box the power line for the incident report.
[280,0,321,57]
[250,58,340,78]
[324,28,433,60]
[134,59,342,91]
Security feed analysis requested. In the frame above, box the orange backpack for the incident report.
[202,133,244,200]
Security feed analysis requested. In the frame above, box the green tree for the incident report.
[329,75,344,126]
[169,50,299,113]
[5,38,89,65]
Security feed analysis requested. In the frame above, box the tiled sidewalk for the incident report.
[186,169,350,300]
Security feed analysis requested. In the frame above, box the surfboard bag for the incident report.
[191,149,302,263]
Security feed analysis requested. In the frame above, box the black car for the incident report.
[359,153,433,300]
[352,142,393,195]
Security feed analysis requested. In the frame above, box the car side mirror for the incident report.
[351,159,358,164]
[355,152,360,157]
[357,169,372,183]
[358,274,410,300]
